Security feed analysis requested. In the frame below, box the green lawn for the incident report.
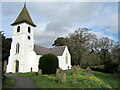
[3,76,16,88]
[92,71,119,88]
[31,75,73,88]
[31,70,111,88]
[17,72,37,77]
[18,70,119,89]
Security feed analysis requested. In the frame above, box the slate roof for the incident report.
[34,45,66,56]
[11,5,36,27]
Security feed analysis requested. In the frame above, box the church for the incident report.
[6,4,71,73]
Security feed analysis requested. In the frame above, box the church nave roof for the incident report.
[34,45,66,56]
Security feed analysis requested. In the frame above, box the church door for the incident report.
[15,60,19,73]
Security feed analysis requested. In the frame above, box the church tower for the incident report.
[6,4,36,73]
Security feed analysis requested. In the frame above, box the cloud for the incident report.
[2,2,118,47]
[33,2,118,46]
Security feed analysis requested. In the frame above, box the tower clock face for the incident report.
[27,36,31,40]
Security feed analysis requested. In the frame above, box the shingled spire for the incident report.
[11,3,36,27]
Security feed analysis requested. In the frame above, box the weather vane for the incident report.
[24,2,26,7]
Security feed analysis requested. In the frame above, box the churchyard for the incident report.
[3,66,119,89]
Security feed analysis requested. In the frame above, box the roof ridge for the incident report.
[34,45,48,49]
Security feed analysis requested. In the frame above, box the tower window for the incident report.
[27,36,31,40]
[16,43,20,53]
[28,27,31,33]
[17,26,20,32]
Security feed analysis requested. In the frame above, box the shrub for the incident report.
[38,53,59,74]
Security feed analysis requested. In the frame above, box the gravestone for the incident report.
[3,60,7,72]
[31,67,33,72]
[75,65,81,73]
[57,72,66,83]
[72,75,77,85]
[61,73,66,83]
[70,65,81,74]
[38,69,42,75]
[85,67,93,77]
[56,68,62,76]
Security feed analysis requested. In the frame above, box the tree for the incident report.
[38,54,59,74]
[111,42,120,64]
[53,27,119,73]
[92,37,119,73]
[2,31,12,61]
[1,31,12,76]
[53,28,94,66]
[52,37,67,46]
[94,37,114,65]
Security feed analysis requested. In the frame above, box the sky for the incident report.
[1,2,119,47]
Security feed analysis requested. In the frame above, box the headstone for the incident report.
[76,65,81,73]
[3,60,7,73]
[85,67,92,77]
[72,76,77,85]
[57,72,66,83]
[38,69,42,75]
[70,65,81,74]
[61,73,66,83]
[31,67,33,72]
[68,66,69,69]
[60,73,66,83]
[56,68,62,76]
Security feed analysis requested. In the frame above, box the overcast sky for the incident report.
[1,2,119,47]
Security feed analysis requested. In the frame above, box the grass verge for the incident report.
[17,72,37,77]
[2,76,16,88]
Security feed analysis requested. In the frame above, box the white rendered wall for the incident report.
[6,22,35,73]
[6,21,71,73]
[28,51,38,72]
[36,46,71,71]
[58,46,71,70]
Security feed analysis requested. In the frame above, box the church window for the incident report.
[28,27,31,33]
[17,26,20,32]
[66,53,68,64]
[27,36,31,40]
[16,43,20,53]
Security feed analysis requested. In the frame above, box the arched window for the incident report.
[66,53,68,64]
[16,43,20,53]
[28,27,31,33]
[17,26,20,32]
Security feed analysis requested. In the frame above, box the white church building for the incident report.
[6,4,71,73]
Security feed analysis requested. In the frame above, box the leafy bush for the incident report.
[38,53,59,74]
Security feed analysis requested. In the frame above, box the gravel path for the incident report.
[6,74,36,88]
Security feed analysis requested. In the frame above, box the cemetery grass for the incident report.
[18,70,119,88]
[92,71,119,88]
[17,72,37,77]
[31,75,73,88]
[3,76,16,88]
